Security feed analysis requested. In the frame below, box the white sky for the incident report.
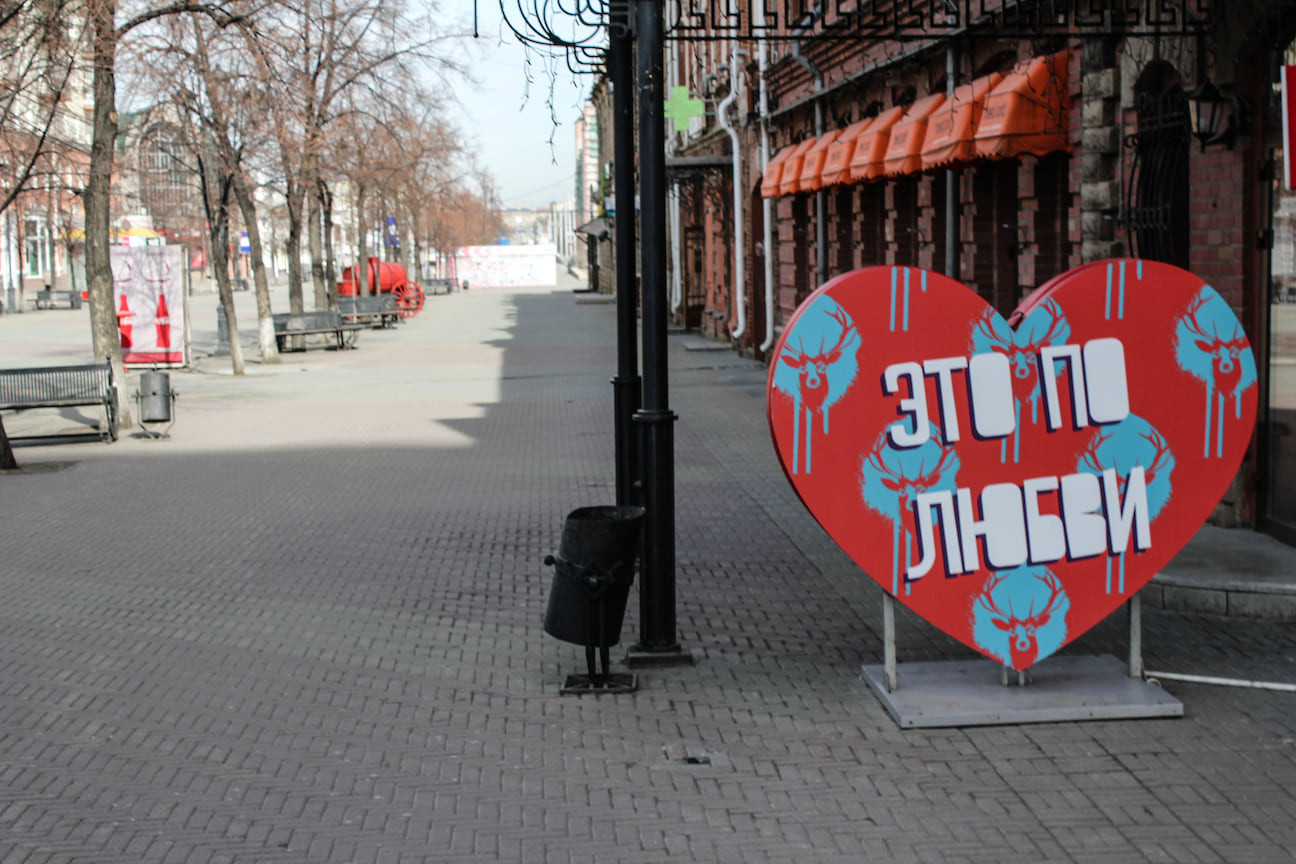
[440,0,597,210]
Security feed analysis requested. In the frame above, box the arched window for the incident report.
[138,125,197,220]
[1124,60,1190,268]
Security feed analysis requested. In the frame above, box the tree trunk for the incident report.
[207,192,244,375]
[284,182,304,314]
[232,171,280,364]
[307,181,326,310]
[355,185,370,295]
[319,179,337,309]
[84,0,130,426]
[0,416,17,471]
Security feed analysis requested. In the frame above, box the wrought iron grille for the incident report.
[1123,83,1191,268]
[667,0,1211,40]
[497,0,1212,72]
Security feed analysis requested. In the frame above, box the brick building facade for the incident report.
[643,0,1296,546]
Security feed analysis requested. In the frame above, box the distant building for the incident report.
[575,102,599,223]
[0,8,93,311]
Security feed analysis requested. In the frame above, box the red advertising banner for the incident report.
[768,262,1256,670]
[111,246,186,367]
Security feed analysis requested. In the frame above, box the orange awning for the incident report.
[882,93,946,177]
[973,51,1072,160]
[761,145,795,198]
[920,72,1003,171]
[848,106,905,183]
[778,137,820,196]
[797,130,843,193]
[820,117,873,187]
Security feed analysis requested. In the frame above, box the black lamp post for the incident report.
[628,0,690,667]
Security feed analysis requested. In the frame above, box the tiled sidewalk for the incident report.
[2,277,1296,863]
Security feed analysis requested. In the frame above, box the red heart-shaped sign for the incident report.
[767,261,1257,670]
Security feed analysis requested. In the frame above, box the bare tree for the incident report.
[133,10,280,365]
[231,168,279,359]
[246,0,460,314]
[0,1,89,215]
[1,2,94,460]
[83,0,245,418]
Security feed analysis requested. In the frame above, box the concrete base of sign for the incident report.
[861,654,1183,728]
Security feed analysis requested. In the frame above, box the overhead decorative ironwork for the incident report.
[496,0,613,72]
[495,0,1213,74]
[669,0,1212,40]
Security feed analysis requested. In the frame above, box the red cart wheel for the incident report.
[391,282,424,318]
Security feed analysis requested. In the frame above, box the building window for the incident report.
[23,218,49,278]
[139,125,198,227]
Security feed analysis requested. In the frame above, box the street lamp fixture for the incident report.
[1187,78,1241,151]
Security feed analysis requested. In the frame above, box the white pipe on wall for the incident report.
[718,45,746,341]
[670,181,682,312]
[757,6,776,353]
[668,23,684,314]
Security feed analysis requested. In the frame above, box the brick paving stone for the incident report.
[3,277,1296,862]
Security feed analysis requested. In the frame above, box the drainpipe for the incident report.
[670,182,683,313]
[757,4,776,353]
[668,34,684,315]
[790,25,827,288]
[717,45,747,340]
[945,44,958,279]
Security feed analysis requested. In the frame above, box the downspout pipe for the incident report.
[670,183,682,313]
[758,10,776,353]
[790,25,827,289]
[717,47,746,341]
[945,43,959,280]
[669,39,684,314]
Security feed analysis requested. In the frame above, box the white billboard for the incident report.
[456,244,557,288]
[111,246,187,366]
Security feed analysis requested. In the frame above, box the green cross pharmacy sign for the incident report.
[663,86,704,130]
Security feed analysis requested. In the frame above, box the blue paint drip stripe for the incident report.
[1118,260,1127,319]
[1217,392,1225,459]
[1105,263,1113,320]
[1204,389,1213,459]
[903,269,911,331]
[890,268,897,332]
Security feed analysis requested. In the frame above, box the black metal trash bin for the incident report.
[139,371,172,423]
[543,505,644,693]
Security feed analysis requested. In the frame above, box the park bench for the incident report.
[0,360,119,442]
[272,310,363,352]
[32,288,83,310]
[425,278,455,295]
[338,295,401,328]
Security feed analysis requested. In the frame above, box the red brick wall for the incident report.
[1188,148,1248,317]
[857,185,886,270]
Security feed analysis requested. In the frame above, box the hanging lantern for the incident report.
[1186,79,1239,151]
